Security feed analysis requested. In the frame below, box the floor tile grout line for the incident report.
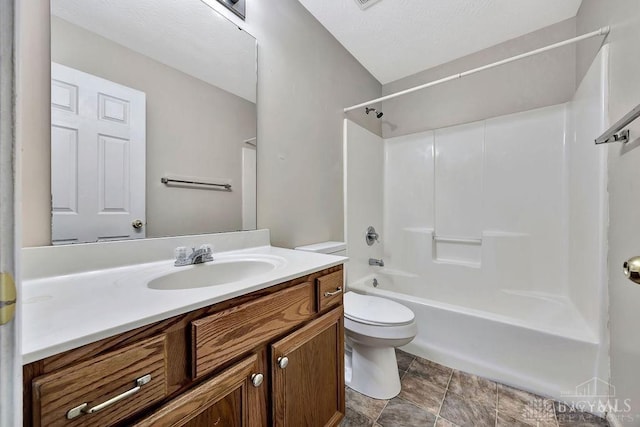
[345,385,388,426]
[404,355,448,426]
[378,354,439,426]
[374,353,415,426]
[435,367,454,421]
[349,352,418,426]
[372,390,392,425]
[393,395,445,427]
[373,398,389,426]
[551,399,559,427]
[495,382,499,427]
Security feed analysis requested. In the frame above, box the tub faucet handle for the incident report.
[366,226,379,246]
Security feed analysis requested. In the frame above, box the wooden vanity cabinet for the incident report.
[23,265,344,427]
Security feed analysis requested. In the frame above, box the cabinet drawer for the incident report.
[32,335,168,427]
[192,281,315,378]
[317,271,344,312]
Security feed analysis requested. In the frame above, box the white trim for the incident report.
[0,0,21,424]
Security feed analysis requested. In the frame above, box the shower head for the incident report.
[365,107,383,119]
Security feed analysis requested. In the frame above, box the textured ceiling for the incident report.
[51,0,257,102]
[297,0,583,84]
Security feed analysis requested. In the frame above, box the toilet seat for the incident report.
[344,292,415,326]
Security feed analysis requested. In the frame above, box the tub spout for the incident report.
[369,258,384,267]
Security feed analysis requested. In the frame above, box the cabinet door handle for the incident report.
[66,374,152,420]
[277,356,289,369]
[324,287,342,297]
[251,373,264,387]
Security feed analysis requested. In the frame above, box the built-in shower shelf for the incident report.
[433,258,481,269]
[433,237,482,268]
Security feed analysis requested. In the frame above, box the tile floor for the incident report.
[341,349,609,427]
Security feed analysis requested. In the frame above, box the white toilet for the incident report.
[343,291,417,399]
[295,241,418,400]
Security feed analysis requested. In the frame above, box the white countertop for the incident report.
[22,245,346,365]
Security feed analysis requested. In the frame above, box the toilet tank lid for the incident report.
[294,241,346,254]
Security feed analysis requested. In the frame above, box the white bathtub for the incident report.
[348,273,605,404]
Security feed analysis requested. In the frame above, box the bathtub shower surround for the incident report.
[344,47,610,408]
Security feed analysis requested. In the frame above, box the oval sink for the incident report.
[148,259,278,290]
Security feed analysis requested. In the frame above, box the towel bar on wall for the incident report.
[161,177,232,191]
[595,103,640,144]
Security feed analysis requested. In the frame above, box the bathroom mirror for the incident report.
[49,0,257,244]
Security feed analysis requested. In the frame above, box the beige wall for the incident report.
[203,0,383,248]
[17,0,51,247]
[51,16,256,238]
[247,1,382,248]
[577,1,640,422]
[18,0,382,248]
[380,18,577,138]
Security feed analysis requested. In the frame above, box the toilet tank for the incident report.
[294,241,347,257]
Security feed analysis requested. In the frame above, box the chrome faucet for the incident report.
[175,244,214,267]
[369,258,384,267]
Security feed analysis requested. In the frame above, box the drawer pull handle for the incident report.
[66,374,152,420]
[324,287,342,297]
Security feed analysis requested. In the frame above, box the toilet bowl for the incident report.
[344,291,417,399]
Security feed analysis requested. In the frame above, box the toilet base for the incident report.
[345,342,401,400]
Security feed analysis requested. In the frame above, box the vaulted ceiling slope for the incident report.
[297,0,583,84]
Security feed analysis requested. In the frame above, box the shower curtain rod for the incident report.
[344,26,610,113]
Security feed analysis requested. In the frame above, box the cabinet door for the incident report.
[271,306,345,427]
[133,354,265,427]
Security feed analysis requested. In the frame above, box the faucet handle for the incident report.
[366,226,380,246]
[199,244,213,254]
[174,246,189,261]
